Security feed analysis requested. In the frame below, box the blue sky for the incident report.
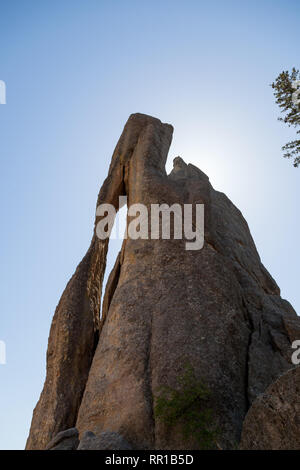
[0,0,299,449]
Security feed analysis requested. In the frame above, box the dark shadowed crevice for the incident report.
[100,252,121,333]
[144,305,155,449]
[241,297,255,413]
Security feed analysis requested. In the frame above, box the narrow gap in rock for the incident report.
[99,203,127,319]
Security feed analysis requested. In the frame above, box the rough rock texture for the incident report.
[240,367,300,449]
[78,431,132,450]
[45,428,79,450]
[27,113,300,450]
[25,241,104,450]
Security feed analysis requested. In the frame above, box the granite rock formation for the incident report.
[45,428,79,450]
[26,113,300,450]
[240,367,300,449]
[77,431,132,450]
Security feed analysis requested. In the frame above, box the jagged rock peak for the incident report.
[26,113,299,450]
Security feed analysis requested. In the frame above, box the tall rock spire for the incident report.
[26,113,299,450]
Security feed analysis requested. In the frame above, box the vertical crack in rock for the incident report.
[146,261,155,449]
[241,297,254,412]
[244,325,254,412]
[100,252,121,333]
[141,305,155,449]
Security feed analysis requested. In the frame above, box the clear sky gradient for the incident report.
[0,0,299,449]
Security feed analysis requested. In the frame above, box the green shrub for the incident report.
[154,363,218,449]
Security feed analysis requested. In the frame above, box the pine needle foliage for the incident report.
[271,68,300,167]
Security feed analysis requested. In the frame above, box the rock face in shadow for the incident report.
[26,113,299,450]
[45,428,79,450]
[25,243,103,450]
[78,431,132,450]
[240,367,300,449]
